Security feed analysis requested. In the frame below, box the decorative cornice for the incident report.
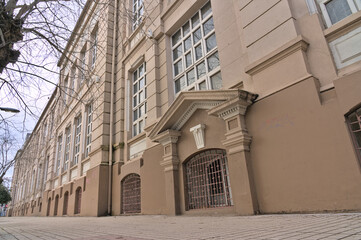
[173,101,220,130]
[245,35,310,75]
[152,130,181,146]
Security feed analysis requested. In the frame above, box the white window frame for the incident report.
[171,1,222,94]
[91,29,98,69]
[132,0,144,31]
[55,135,63,176]
[73,115,82,165]
[318,0,361,27]
[63,127,71,171]
[63,76,69,105]
[70,66,76,97]
[85,103,93,158]
[80,46,86,86]
[132,62,147,137]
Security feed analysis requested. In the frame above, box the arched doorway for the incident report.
[121,174,141,214]
[185,149,233,210]
[63,191,69,215]
[54,195,59,216]
[46,198,51,216]
[74,187,82,214]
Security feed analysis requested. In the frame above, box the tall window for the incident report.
[55,135,63,176]
[132,62,147,136]
[43,156,49,186]
[171,1,221,94]
[80,48,86,86]
[347,106,361,163]
[36,164,42,190]
[318,0,361,27]
[70,66,76,96]
[73,115,82,165]
[91,29,98,69]
[85,103,93,158]
[63,77,69,105]
[63,127,71,171]
[132,0,144,30]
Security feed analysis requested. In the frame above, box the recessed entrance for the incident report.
[121,174,141,214]
[185,149,233,210]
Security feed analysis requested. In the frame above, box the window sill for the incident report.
[128,131,146,145]
[324,11,361,42]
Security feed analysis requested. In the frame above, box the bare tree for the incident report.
[0,126,19,185]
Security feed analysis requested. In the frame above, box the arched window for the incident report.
[63,191,69,215]
[185,149,233,210]
[74,187,82,214]
[347,106,361,164]
[121,174,141,214]
[54,195,59,216]
[46,198,51,216]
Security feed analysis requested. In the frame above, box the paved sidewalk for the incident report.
[1,213,361,240]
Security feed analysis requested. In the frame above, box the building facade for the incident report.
[8,0,361,217]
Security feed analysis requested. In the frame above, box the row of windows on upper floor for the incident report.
[55,103,93,176]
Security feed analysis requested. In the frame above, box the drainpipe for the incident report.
[108,0,118,216]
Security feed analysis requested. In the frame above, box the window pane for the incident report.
[173,44,182,61]
[195,44,203,61]
[133,96,137,107]
[210,72,222,90]
[172,30,182,46]
[197,62,206,79]
[139,120,144,133]
[193,28,202,44]
[140,104,146,116]
[175,79,181,93]
[139,64,144,77]
[351,122,360,131]
[199,81,207,90]
[139,78,145,89]
[133,71,138,81]
[185,52,193,68]
[203,17,214,35]
[325,0,352,24]
[184,37,192,52]
[349,112,358,122]
[133,82,138,94]
[133,109,138,121]
[187,69,195,85]
[206,33,217,52]
[133,124,137,136]
[355,131,361,148]
[174,60,183,76]
[201,1,212,19]
[183,22,190,36]
[179,76,187,90]
[357,108,361,116]
[192,13,200,28]
[207,52,219,71]
[139,90,145,103]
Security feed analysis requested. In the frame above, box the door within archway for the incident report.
[63,192,69,215]
[46,198,51,216]
[185,149,233,210]
[121,174,141,214]
[54,195,59,216]
[74,187,82,214]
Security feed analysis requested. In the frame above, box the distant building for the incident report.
[8,0,361,217]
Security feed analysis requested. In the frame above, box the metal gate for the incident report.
[121,174,141,214]
[185,149,233,210]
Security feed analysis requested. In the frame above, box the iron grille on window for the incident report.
[347,106,361,162]
[185,149,233,210]
[122,174,141,214]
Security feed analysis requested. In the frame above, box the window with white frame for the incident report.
[171,1,222,94]
[55,135,62,176]
[73,115,82,164]
[80,47,86,86]
[91,29,98,69]
[43,155,49,185]
[85,103,93,158]
[63,77,69,105]
[132,0,144,31]
[70,66,76,96]
[318,0,361,27]
[63,127,71,171]
[132,62,147,137]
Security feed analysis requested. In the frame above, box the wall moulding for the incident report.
[245,35,310,75]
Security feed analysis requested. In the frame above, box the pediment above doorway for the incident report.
[148,89,258,142]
